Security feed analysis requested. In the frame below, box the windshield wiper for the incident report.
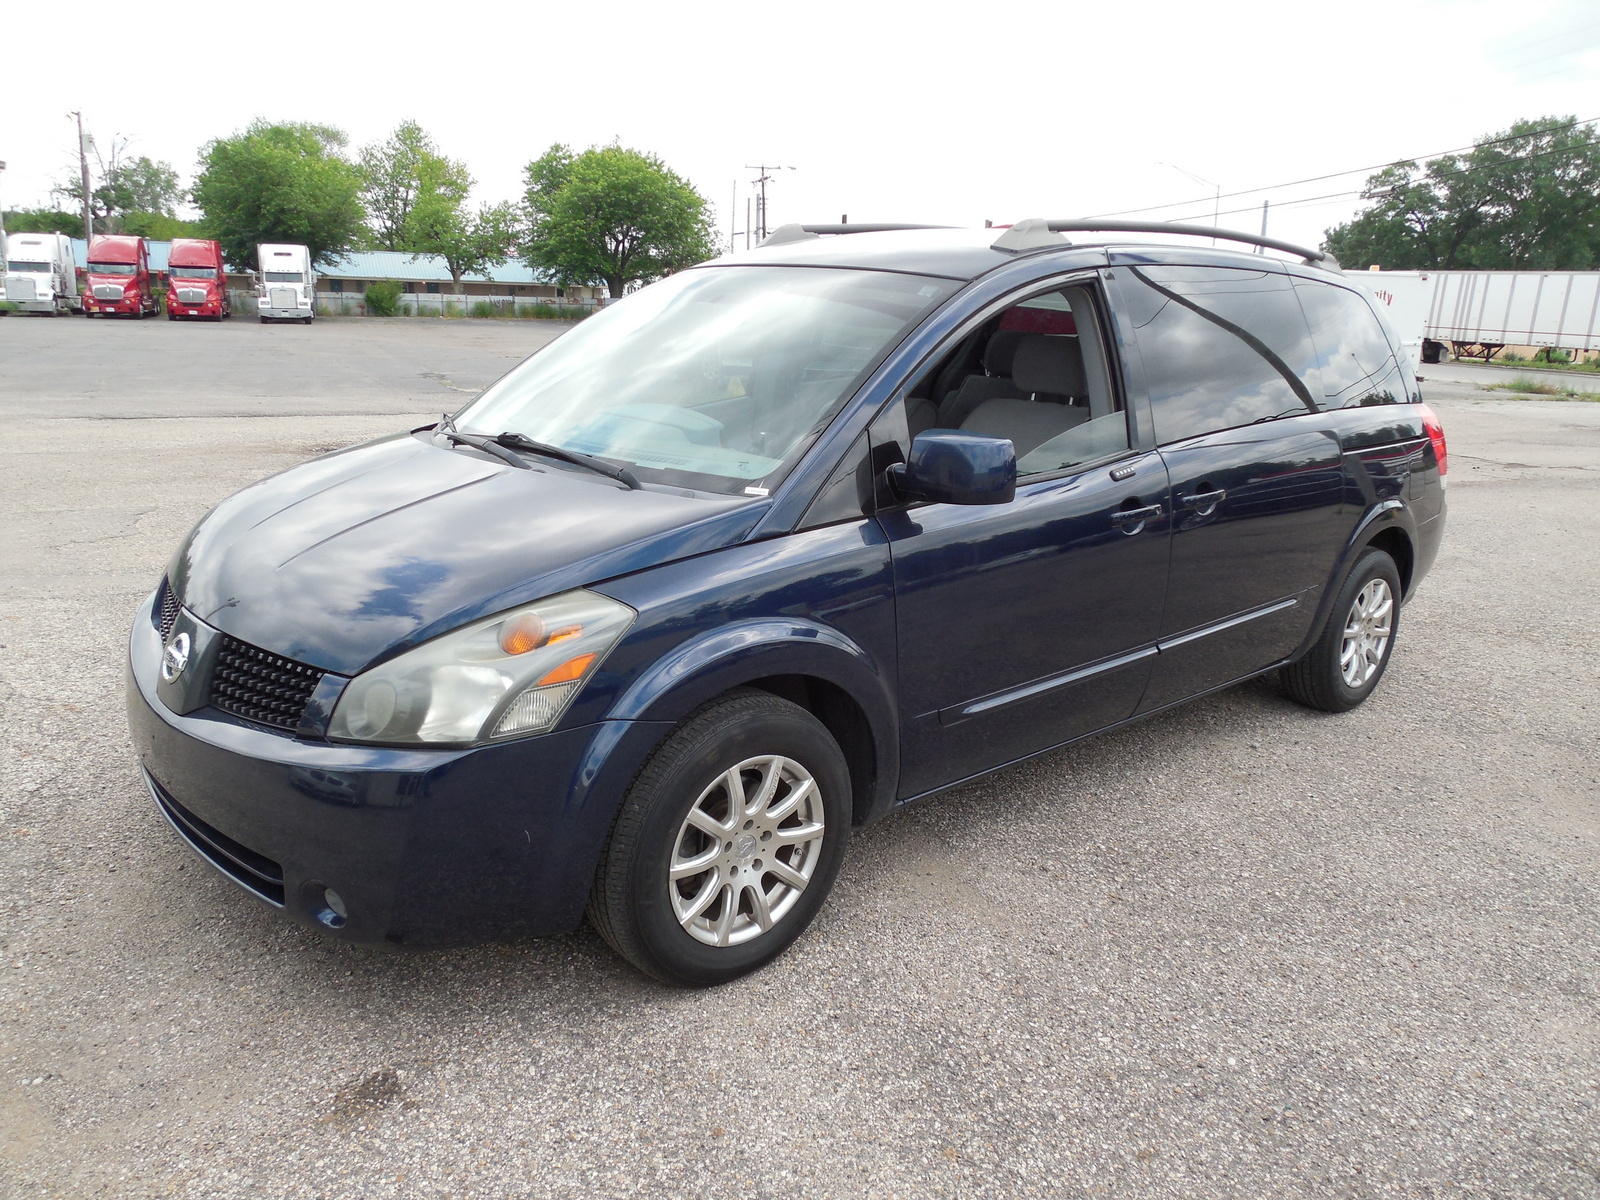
[493,431,642,490]
[432,414,531,471]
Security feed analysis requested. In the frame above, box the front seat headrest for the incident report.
[1011,334,1087,397]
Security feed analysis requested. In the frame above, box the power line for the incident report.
[1162,139,1600,226]
[1085,114,1600,221]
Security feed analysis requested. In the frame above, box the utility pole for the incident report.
[726,180,748,253]
[743,163,795,243]
[69,110,93,243]
[0,161,8,266]
[1256,199,1269,253]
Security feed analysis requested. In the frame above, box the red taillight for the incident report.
[1418,402,1447,476]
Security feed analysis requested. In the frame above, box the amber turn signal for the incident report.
[537,653,596,686]
[499,613,547,655]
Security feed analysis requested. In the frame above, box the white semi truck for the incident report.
[1350,268,1600,365]
[2,232,82,315]
[256,243,316,323]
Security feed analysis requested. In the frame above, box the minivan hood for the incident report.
[169,432,762,675]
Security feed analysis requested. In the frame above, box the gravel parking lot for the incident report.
[1,317,1596,1198]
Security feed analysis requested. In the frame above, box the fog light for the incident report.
[317,887,348,929]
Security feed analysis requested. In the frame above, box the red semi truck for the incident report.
[165,239,231,320]
[83,235,158,318]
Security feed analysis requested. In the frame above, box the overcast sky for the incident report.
[5,0,1597,256]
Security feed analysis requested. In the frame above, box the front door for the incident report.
[880,281,1172,798]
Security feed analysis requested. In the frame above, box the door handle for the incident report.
[1110,502,1163,533]
[1180,487,1227,514]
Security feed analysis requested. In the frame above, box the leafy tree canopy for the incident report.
[121,212,205,240]
[3,209,82,236]
[192,121,366,270]
[359,120,471,251]
[55,146,183,233]
[524,143,717,298]
[1325,116,1600,270]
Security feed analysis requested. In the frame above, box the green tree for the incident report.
[192,121,366,269]
[3,209,82,236]
[121,212,205,240]
[406,194,521,294]
[523,143,717,298]
[1325,116,1600,270]
[359,120,471,251]
[55,146,183,232]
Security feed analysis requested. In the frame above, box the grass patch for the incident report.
[1484,375,1600,400]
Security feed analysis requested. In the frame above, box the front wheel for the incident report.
[1281,548,1401,712]
[588,689,850,986]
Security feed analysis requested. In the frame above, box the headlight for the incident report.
[328,590,634,746]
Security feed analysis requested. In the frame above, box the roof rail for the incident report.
[760,222,952,247]
[993,219,1340,270]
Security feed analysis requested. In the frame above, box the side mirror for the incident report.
[886,430,1017,506]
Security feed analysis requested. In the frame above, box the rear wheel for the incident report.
[588,689,850,986]
[1281,548,1401,712]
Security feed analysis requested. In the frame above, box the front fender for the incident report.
[605,617,900,819]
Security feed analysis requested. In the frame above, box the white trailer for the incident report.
[1346,269,1600,364]
[1424,270,1600,362]
[2,232,81,315]
[256,243,316,323]
[1341,269,1434,376]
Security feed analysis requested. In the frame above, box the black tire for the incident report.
[588,689,851,987]
[1281,548,1402,712]
[259,316,268,324]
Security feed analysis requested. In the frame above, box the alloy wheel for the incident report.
[1339,577,1393,688]
[668,755,826,948]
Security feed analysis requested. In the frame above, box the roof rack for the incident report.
[992,218,1338,270]
[759,222,952,247]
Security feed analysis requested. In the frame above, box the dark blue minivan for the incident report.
[128,222,1447,985]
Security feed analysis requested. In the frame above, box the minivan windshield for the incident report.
[458,265,955,494]
[89,262,137,275]
[171,266,218,279]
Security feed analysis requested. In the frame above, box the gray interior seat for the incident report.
[956,334,1091,456]
[936,330,1031,428]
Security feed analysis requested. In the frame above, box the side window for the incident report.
[1293,279,1407,408]
[902,283,1129,478]
[1119,265,1321,445]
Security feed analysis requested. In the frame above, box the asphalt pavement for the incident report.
[0,315,1596,1198]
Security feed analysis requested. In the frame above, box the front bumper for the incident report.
[127,591,670,946]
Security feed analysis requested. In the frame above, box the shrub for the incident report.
[471,300,498,319]
[365,280,403,317]
[0,301,18,315]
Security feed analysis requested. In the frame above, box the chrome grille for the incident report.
[5,276,37,300]
[93,283,125,300]
[269,287,297,310]
[208,635,322,732]
[154,578,180,641]
[176,287,208,305]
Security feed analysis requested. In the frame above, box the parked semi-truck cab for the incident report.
[2,233,82,315]
[84,235,157,318]
[166,239,231,321]
[256,244,315,323]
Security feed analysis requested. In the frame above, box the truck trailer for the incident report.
[84,235,158,318]
[1,232,81,315]
[166,239,231,320]
[256,244,315,323]
[1352,269,1600,364]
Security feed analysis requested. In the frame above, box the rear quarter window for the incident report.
[1292,279,1407,408]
